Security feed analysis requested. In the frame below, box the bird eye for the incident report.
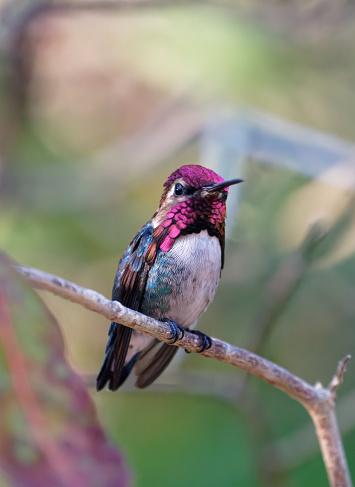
[220,191,228,201]
[174,183,185,196]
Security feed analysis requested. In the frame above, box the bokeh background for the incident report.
[1,1,355,485]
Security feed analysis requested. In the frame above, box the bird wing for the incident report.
[97,222,157,391]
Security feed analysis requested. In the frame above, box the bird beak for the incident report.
[203,178,244,193]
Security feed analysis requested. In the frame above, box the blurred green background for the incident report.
[1,1,355,485]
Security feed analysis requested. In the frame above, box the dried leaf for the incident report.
[0,254,130,487]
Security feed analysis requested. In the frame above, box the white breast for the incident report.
[125,230,222,363]
[166,230,222,327]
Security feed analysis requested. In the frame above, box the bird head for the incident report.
[153,164,243,228]
[146,164,243,258]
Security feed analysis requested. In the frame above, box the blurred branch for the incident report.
[202,110,355,181]
[2,0,355,173]
[3,0,355,42]
[246,223,327,355]
[16,263,352,487]
[83,369,244,405]
[241,196,355,366]
[310,196,355,260]
[93,100,208,182]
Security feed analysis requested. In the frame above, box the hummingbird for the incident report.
[96,164,243,391]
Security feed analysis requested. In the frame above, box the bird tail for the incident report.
[134,341,178,389]
[96,323,138,391]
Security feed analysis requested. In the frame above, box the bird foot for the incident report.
[185,330,212,353]
[164,319,185,344]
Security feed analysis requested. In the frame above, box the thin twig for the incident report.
[329,355,352,401]
[14,263,352,487]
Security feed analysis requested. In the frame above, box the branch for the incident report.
[16,264,352,487]
[266,388,355,474]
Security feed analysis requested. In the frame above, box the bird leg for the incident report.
[184,330,212,353]
[163,319,185,345]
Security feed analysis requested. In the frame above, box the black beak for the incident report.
[203,178,244,193]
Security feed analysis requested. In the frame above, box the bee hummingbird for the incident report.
[96,164,243,391]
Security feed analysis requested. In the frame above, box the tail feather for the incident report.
[96,323,133,391]
[97,324,179,391]
[135,342,178,389]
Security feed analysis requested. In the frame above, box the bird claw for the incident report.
[164,319,185,344]
[184,330,212,353]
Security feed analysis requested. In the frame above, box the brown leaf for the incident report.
[0,254,130,487]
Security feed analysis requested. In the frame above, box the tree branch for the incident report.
[16,264,352,487]
[266,388,355,474]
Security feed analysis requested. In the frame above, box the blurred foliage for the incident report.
[1,1,355,486]
[0,254,129,486]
